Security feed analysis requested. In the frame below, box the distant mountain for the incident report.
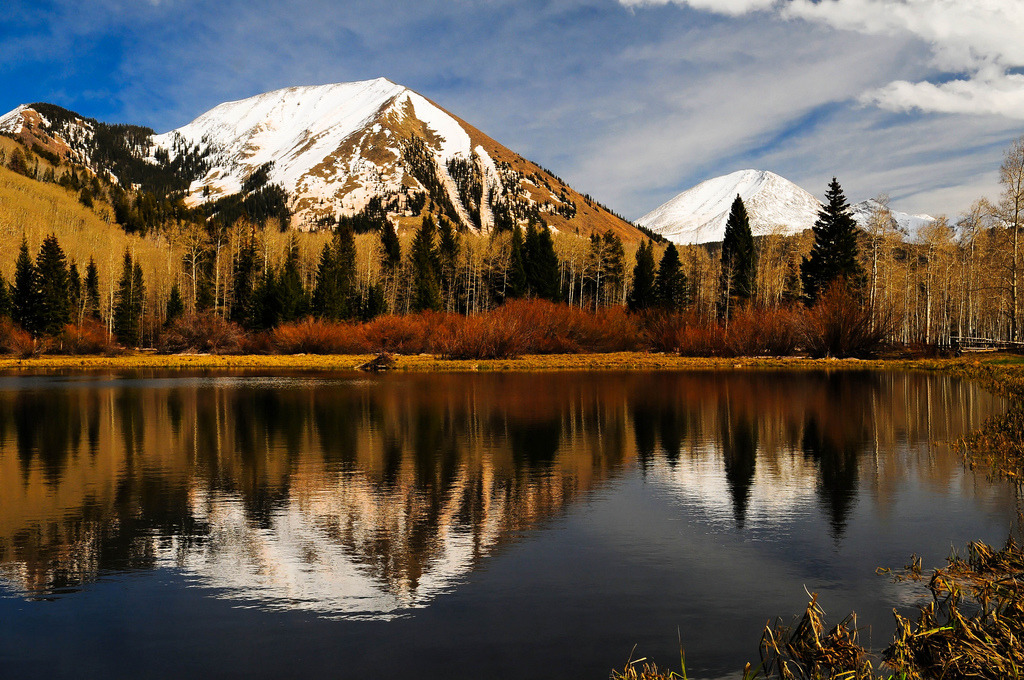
[849,198,936,240]
[637,170,821,245]
[0,79,641,239]
[638,169,937,245]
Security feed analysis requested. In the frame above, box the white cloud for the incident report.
[620,0,1024,118]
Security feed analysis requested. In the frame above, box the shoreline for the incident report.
[0,351,1017,373]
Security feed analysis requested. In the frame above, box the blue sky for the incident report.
[3,0,1023,219]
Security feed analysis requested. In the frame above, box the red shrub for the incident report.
[271,319,369,354]
[800,282,890,358]
[0,318,36,357]
[433,313,531,359]
[725,306,801,357]
[160,313,245,354]
[52,319,120,355]
[362,311,453,354]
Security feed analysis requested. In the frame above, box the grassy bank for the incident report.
[0,350,1015,374]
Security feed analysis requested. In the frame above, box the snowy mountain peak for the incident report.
[637,169,822,245]
[0,80,641,240]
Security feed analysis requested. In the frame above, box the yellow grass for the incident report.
[0,351,1013,373]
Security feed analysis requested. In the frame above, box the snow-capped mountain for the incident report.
[638,169,938,245]
[850,198,936,240]
[0,79,639,238]
[637,170,821,245]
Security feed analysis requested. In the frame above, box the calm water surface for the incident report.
[0,370,1017,679]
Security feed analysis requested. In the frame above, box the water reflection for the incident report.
[0,370,1007,619]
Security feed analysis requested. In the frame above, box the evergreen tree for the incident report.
[68,262,82,323]
[131,262,145,343]
[627,240,657,312]
[231,231,261,328]
[655,243,688,310]
[34,234,72,335]
[276,234,308,323]
[525,223,561,302]
[719,195,757,316]
[801,178,866,303]
[410,215,442,312]
[332,223,357,318]
[12,237,39,334]
[113,250,141,346]
[437,217,461,311]
[84,258,102,320]
[310,223,356,321]
[166,282,184,325]
[602,231,626,306]
[505,224,527,300]
[0,274,10,319]
[380,219,402,270]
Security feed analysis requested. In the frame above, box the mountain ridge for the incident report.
[0,79,643,240]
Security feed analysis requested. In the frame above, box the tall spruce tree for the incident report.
[410,215,441,312]
[84,258,102,320]
[602,231,626,306]
[525,223,561,301]
[627,240,657,312]
[655,243,688,310]
[166,282,184,325]
[311,224,356,320]
[35,234,72,335]
[719,195,756,316]
[437,218,461,311]
[68,262,82,323]
[276,234,308,323]
[505,224,527,300]
[12,237,39,334]
[231,231,261,328]
[113,250,141,346]
[801,178,866,303]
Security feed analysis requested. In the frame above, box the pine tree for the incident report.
[525,223,561,301]
[410,215,442,312]
[84,258,102,320]
[602,231,626,306]
[12,237,39,334]
[333,223,357,319]
[720,195,757,316]
[505,224,527,300]
[113,250,140,346]
[801,178,866,303]
[437,218,461,311]
[166,282,184,325]
[276,234,308,323]
[35,234,72,335]
[68,262,82,323]
[655,243,688,310]
[231,231,261,328]
[627,240,657,312]
[131,262,145,344]
[380,219,402,270]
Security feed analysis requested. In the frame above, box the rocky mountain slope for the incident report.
[0,79,642,239]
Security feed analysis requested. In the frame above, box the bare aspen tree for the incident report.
[999,135,1024,340]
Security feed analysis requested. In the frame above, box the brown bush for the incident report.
[270,319,369,354]
[160,313,245,354]
[51,319,119,355]
[726,306,801,357]
[490,299,641,354]
[433,313,531,359]
[800,281,890,358]
[362,312,447,354]
[0,318,35,357]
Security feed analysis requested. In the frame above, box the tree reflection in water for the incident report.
[0,370,1006,616]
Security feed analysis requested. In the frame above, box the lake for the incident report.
[0,369,1017,679]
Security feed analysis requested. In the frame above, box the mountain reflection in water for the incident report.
[0,371,1009,622]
